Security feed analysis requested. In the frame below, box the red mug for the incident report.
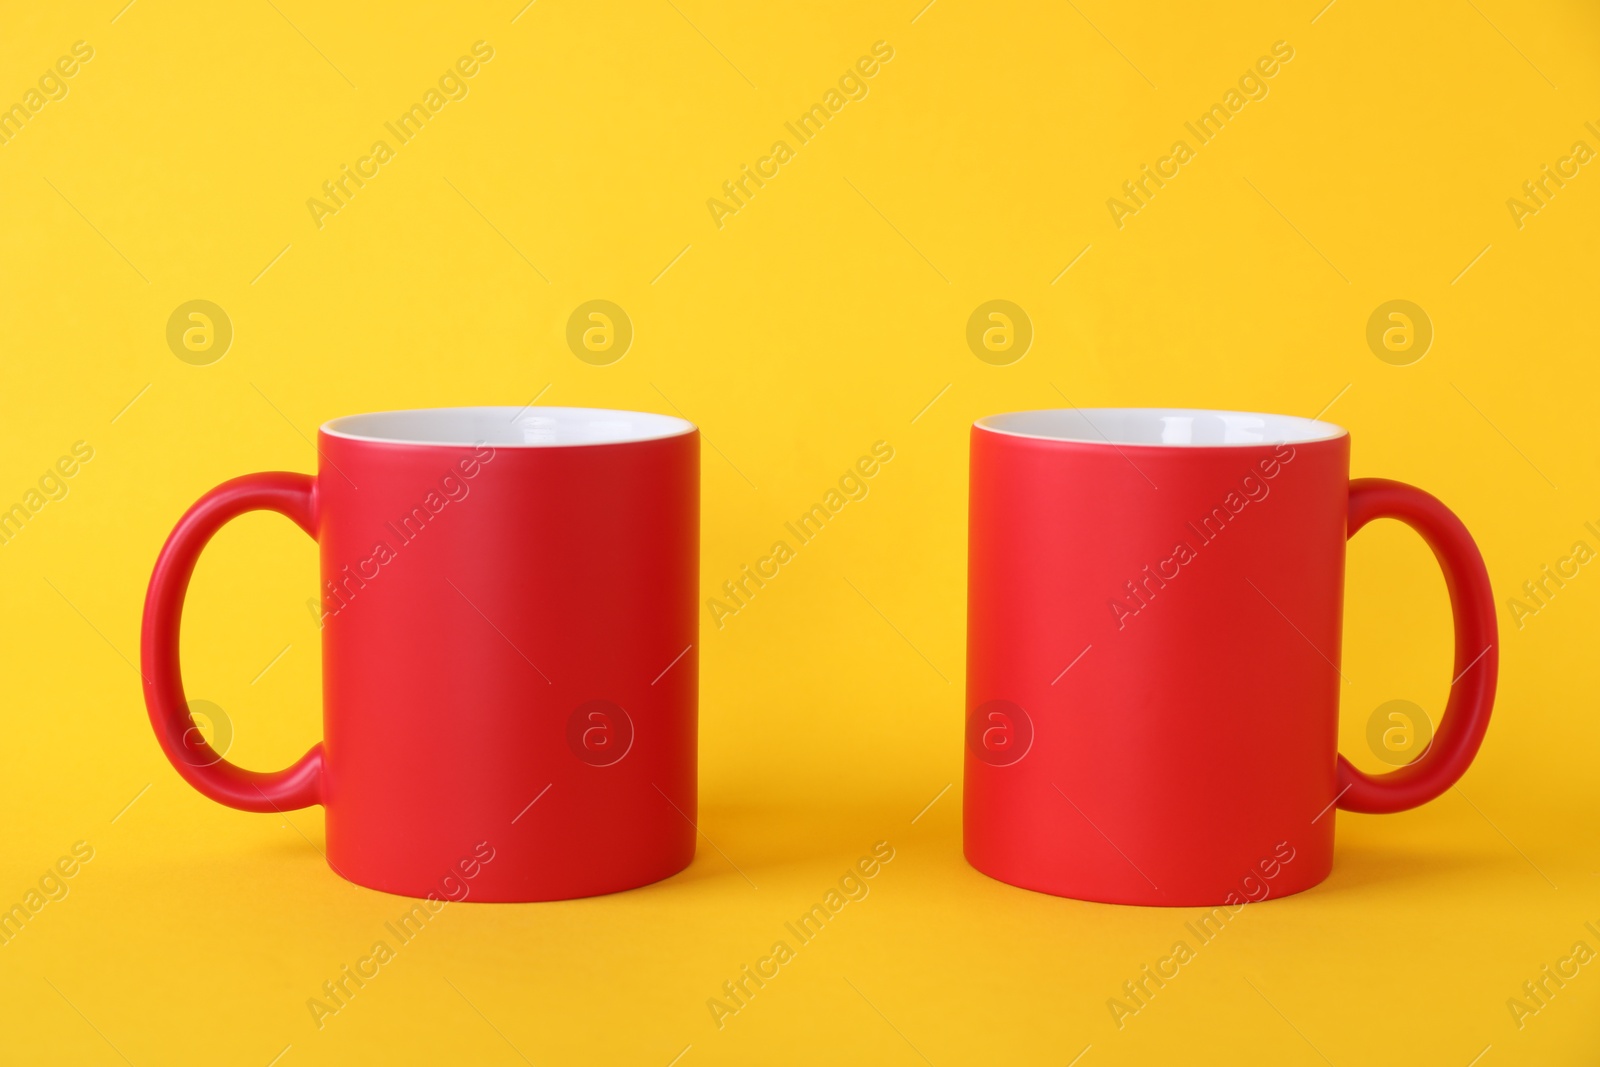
[141,407,700,901]
[964,408,1496,906]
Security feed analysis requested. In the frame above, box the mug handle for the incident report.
[1337,478,1497,814]
[140,472,324,811]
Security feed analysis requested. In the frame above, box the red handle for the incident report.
[1337,478,1497,813]
[140,472,324,811]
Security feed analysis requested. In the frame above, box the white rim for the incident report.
[321,406,696,448]
[975,408,1347,448]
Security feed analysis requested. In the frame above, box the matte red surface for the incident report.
[963,425,1496,906]
[142,429,699,901]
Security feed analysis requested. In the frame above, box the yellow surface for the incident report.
[2,1,1597,1063]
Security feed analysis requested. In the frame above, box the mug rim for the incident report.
[974,407,1347,449]
[321,405,696,449]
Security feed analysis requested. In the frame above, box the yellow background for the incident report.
[2,0,1597,1062]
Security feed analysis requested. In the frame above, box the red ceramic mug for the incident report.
[141,407,700,901]
[964,408,1496,906]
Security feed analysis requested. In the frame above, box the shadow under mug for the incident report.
[140,406,700,902]
[963,408,1497,906]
